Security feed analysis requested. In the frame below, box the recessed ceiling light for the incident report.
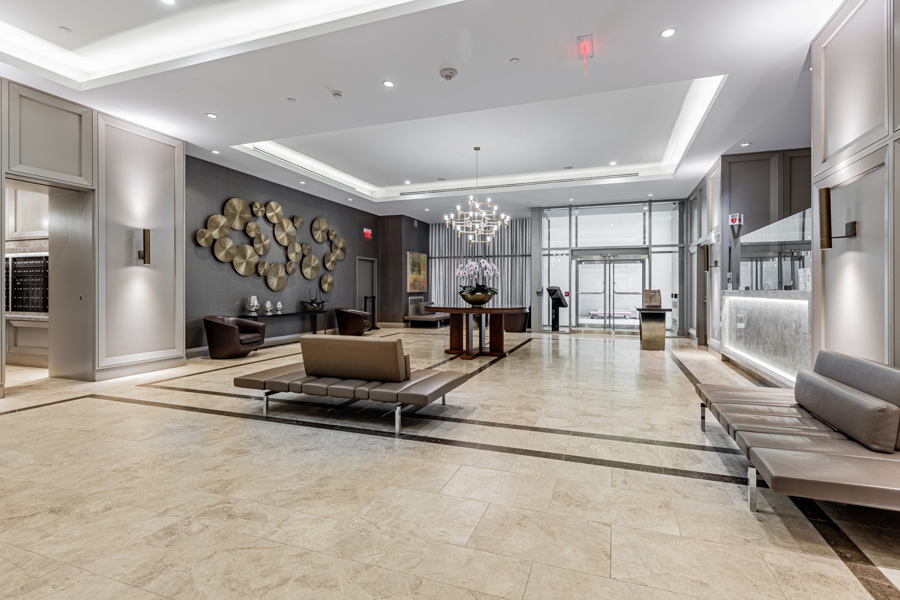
[382,81,395,88]
[211,150,220,154]
[648,193,654,197]
[299,181,305,185]
[569,198,574,202]
[740,142,751,147]
[58,26,71,33]
[438,178,446,181]
[161,0,175,4]
[347,198,353,202]
[425,208,430,212]
[206,112,217,119]
[609,161,617,166]
[564,166,573,170]
[287,97,296,103]
[404,180,411,185]
[660,28,676,38]
[509,58,520,63]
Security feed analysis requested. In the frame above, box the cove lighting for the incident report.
[660,28,676,38]
[383,80,395,87]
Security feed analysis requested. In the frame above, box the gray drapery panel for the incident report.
[429,218,531,309]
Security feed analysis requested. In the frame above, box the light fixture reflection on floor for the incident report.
[444,147,510,245]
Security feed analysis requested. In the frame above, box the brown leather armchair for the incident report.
[335,308,372,336]
[203,316,266,359]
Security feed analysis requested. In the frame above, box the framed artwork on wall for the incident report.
[407,251,427,292]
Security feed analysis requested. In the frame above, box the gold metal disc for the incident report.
[266,201,284,224]
[274,217,296,246]
[252,201,265,217]
[253,233,271,256]
[266,263,288,292]
[301,254,320,280]
[224,197,252,230]
[320,274,334,293]
[286,260,298,275]
[328,228,337,241]
[232,245,259,276]
[207,215,230,239]
[292,216,304,229]
[323,252,337,271]
[301,242,311,256]
[311,217,329,243]
[245,221,261,239]
[196,229,214,247]
[214,237,237,262]
[257,261,270,276]
[287,242,302,262]
[332,236,347,261]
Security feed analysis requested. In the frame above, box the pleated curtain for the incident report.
[428,219,531,309]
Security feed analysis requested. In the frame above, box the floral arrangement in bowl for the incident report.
[305,291,329,312]
[456,259,500,296]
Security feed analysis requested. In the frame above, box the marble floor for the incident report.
[0,330,898,599]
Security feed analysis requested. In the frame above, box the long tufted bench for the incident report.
[697,351,900,512]
[234,334,466,433]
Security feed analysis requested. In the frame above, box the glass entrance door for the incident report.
[575,254,647,333]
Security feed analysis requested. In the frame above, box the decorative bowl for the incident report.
[460,292,493,306]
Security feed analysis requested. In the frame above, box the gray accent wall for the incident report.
[186,157,380,348]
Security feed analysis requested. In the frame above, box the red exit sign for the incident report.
[363,228,373,239]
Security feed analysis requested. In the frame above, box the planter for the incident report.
[460,292,493,306]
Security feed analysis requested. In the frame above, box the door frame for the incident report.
[356,257,378,313]
[572,248,649,334]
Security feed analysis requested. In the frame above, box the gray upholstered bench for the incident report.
[404,301,449,327]
[234,334,466,433]
[697,351,900,512]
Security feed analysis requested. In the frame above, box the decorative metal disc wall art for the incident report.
[311,218,329,243]
[301,254,320,280]
[274,218,296,246]
[265,201,283,224]
[224,198,252,230]
[233,245,259,276]
[214,237,237,262]
[195,197,350,293]
[207,215,230,239]
[196,229,214,247]
[266,263,288,291]
[253,234,271,256]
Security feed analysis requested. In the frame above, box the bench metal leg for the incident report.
[748,466,757,512]
[395,405,402,435]
[263,391,274,417]
[442,395,446,405]
[700,402,706,431]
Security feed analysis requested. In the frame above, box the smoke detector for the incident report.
[332,90,343,99]
[440,68,457,81]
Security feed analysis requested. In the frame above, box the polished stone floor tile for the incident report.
[762,551,871,600]
[440,466,557,512]
[550,479,680,534]
[523,563,696,600]
[467,504,611,576]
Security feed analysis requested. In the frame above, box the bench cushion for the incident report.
[700,389,795,405]
[728,423,848,438]
[399,371,468,406]
[709,403,807,421]
[796,371,900,453]
[750,448,900,511]
[815,350,900,408]
[234,364,305,390]
[718,413,834,437]
[734,431,865,459]
[368,370,439,403]
[267,374,314,393]
[300,335,407,382]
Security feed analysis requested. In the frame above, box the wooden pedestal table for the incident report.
[636,308,672,351]
[424,306,527,360]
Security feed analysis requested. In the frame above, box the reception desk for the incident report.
[720,290,810,385]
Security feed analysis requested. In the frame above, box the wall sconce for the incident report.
[138,229,150,265]
[818,187,857,250]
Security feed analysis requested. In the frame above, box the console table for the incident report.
[636,308,671,351]
[425,306,527,360]
[239,311,327,335]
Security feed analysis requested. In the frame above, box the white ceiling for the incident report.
[0,0,844,222]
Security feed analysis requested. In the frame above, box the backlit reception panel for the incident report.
[721,291,811,383]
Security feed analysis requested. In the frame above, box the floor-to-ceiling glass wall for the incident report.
[540,201,685,335]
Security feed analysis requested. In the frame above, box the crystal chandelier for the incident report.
[444,147,510,245]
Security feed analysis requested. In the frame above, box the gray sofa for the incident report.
[234,334,466,433]
[699,351,900,512]
[404,301,449,327]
